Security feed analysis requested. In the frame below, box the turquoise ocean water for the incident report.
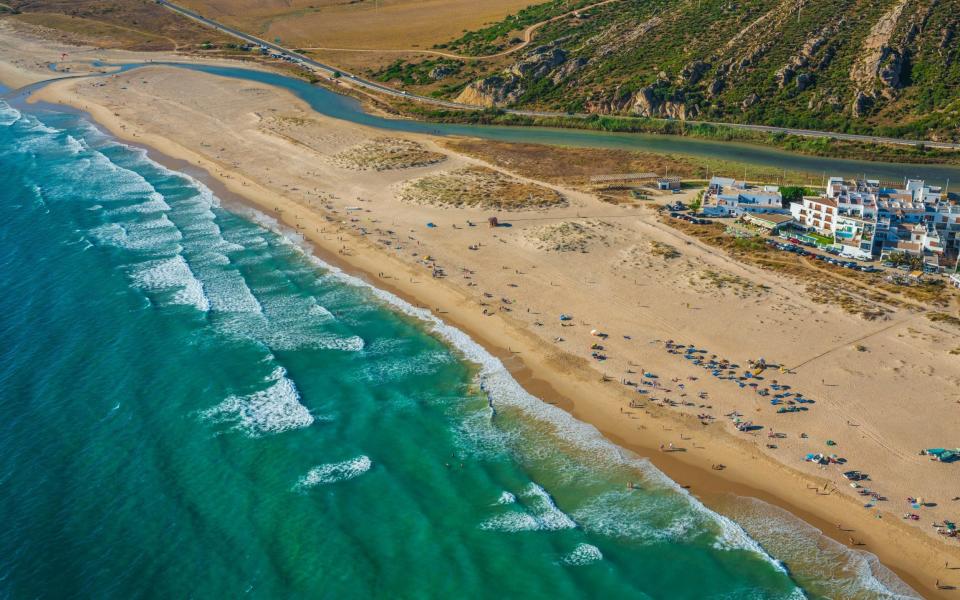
[0,97,918,598]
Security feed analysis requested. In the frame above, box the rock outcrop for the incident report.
[680,60,710,85]
[429,64,457,80]
[849,0,909,106]
[630,86,698,119]
[583,83,699,119]
[455,45,568,107]
[775,22,840,89]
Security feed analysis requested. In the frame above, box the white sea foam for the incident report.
[104,194,171,216]
[63,134,87,155]
[481,483,576,532]
[87,206,184,253]
[496,491,516,505]
[128,255,209,311]
[357,349,454,383]
[63,134,803,585]
[562,543,603,566]
[210,285,362,351]
[571,489,697,544]
[203,366,314,437]
[362,337,410,357]
[479,511,542,532]
[295,455,372,490]
[229,211,790,566]
[215,310,363,352]
[23,119,59,135]
[0,102,21,127]
[198,267,263,314]
[451,407,515,461]
[294,253,790,565]
[722,497,920,599]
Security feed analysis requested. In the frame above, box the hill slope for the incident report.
[378,0,960,141]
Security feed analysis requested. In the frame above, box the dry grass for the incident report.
[695,269,769,298]
[397,165,566,210]
[880,279,954,306]
[7,0,233,50]
[664,217,904,318]
[928,312,960,328]
[525,221,602,252]
[440,138,703,186]
[649,240,680,259]
[806,282,891,320]
[331,138,446,171]
[179,0,539,52]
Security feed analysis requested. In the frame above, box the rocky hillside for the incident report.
[380,0,960,141]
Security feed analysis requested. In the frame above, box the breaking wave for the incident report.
[480,483,576,532]
[202,366,314,437]
[562,543,603,566]
[295,456,372,489]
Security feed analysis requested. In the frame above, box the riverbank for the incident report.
[21,62,960,597]
[401,105,960,167]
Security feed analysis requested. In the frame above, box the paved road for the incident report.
[157,0,960,151]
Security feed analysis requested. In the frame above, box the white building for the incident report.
[790,178,960,260]
[703,177,785,217]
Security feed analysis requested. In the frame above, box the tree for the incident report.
[780,186,809,208]
[690,191,703,212]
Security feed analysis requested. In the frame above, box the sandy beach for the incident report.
[4,27,960,595]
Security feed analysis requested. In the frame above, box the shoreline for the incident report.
[138,131,944,599]
[33,94,941,598]
[21,72,960,597]
[213,176,938,599]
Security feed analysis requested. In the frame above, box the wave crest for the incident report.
[295,456,372,489]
